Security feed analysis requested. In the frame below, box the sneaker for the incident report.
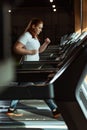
[52,108,61,119]
[6,108,23,117]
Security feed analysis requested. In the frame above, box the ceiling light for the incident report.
[8,9,11,13]
[52,5,56,8]
[50,0,53,3]
[53,8,56,12]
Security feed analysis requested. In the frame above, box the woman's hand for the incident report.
[44,38,51,45]
[30,50,38,55]
[39,37,51,53]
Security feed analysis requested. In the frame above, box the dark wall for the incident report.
[11,1,74,43]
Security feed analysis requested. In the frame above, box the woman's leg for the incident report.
[45,99,57,111]
[45,99,61,118]
[9,100,19,110]
[7,100,23,116]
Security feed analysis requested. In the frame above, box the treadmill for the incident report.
[0,1,87,130]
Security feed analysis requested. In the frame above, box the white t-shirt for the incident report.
[18,32,40,61]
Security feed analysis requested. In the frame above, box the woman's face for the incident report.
[33,23,43,35]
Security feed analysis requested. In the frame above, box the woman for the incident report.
[7,18,60,118]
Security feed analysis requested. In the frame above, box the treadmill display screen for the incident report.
[76,67,87,119]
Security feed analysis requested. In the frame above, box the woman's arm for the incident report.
[39,38,51,53]
[14,41,37,55]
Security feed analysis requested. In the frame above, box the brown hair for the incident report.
[24,18,43,38]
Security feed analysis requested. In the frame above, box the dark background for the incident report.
[0,0,75,61]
